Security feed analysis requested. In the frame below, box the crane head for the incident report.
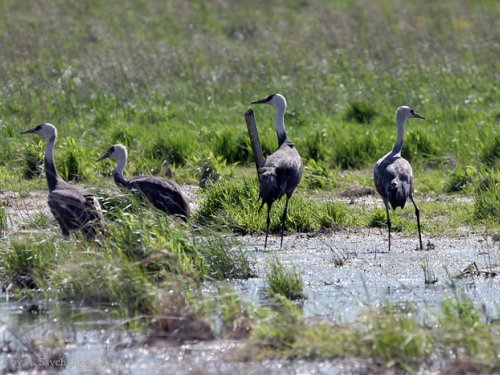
[20,123,57,139]
[251,93,287,110]
[396,106,425,121]
[96,144,128,162]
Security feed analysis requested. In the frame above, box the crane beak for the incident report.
[95,152,111,162]
[413,112,425,119]
[251,98,268,105]
[20,127,37,134]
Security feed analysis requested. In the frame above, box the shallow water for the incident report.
[0,296,368,374]
[235,230,500,322]
[0,190,498,373]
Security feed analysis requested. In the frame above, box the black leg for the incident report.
[53,213,70,237]
[280,195,290,249]
[410,195,423,250]
[264,203,272,250]
[384,201,391,252]
[60,224,70,238]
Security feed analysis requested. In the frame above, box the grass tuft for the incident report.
[149,137,192,166]
[0,234,61,289]
[473,174,499,221]
[196,178,359,235]
[437,294,500,372]
[344,102,377,124]
[368,208,386,228]
[214,131,251,164]
[331,131,378,169]
[58,138,86,182]
[22,141,44,180]
[481,134,499,169]
[198,235,255,280]
[402,130,440,164]
[445,166,477,193]
[304,130,327,162]
[303,159,336,190]
[266,259,305,300]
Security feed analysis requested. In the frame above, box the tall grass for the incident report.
[0,0,497,192]
[0,207,255,318]
[196,177,357,234]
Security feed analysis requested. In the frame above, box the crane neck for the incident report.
[44,134,59,192]
[113,154,129,188]
[392,115,407,155]
[275,105,287,146]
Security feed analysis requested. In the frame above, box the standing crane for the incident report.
[251,94,303,249]
[96,144,190,221]
[374,106,425,252]
[20,123,103,238]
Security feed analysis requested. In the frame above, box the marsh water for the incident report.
[235,231,499,322]
[1,190,499,373]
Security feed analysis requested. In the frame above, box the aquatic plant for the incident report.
[266,258,305,300]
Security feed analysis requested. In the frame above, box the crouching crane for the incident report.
[97,144,190,221]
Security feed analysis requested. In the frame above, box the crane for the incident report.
[21,123,103,238]
[374,106,425,251]
[97,144,190,221]
[251,94,303,249]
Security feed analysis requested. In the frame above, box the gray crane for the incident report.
[97,144,190,221]
[20,123,103,238]
[251,94,303,249]
[374,106,425,252]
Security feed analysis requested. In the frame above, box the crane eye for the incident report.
[410,109,415,115]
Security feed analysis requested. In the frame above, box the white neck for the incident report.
[113,153,127,178]
[392,113,407,154]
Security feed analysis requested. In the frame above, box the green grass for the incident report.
[248,293,500,373]
[196,176,498,237]
[0,0,499,367]
[196,177,359,234]
[0,208,254,316]
[0,0,497,237]
[473,174,499,221]
[445,166,478,193]
[266,259,305,300]
[0,233,63,288]
[0,203,6,232]
[197,234,255,280]
[0,0,497,192]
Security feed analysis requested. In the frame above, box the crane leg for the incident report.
[52,212,70,237]
[410,195,423,250]
[280,195,290,249]
[264,204,272,250]
[384,202,391,252]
